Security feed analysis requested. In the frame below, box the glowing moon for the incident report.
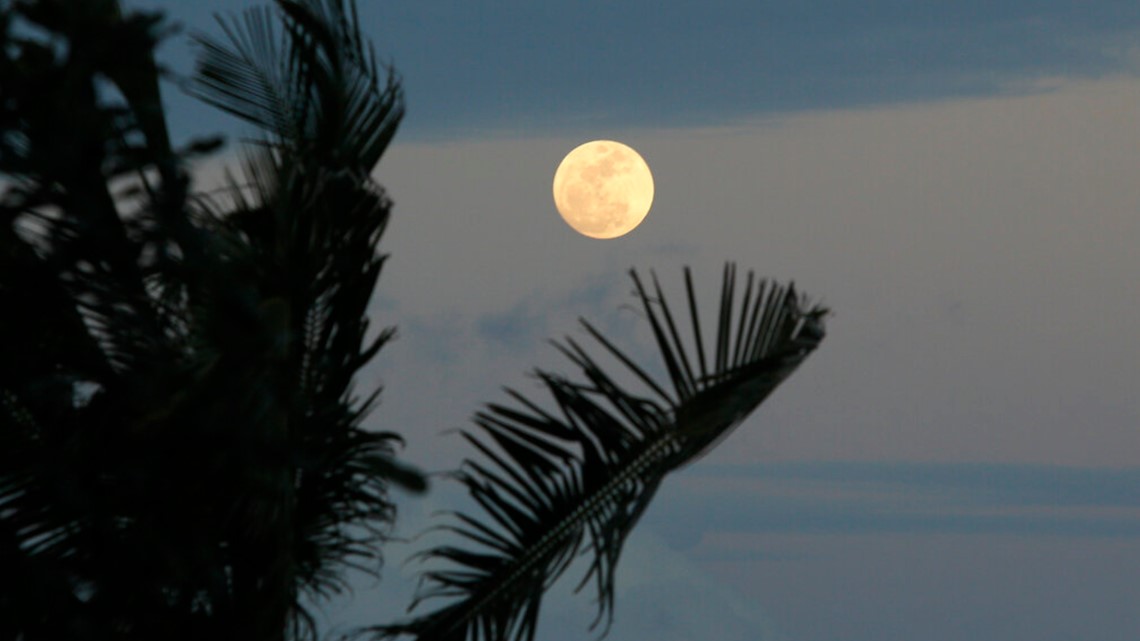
[552,140,654,239]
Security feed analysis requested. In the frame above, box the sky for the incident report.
[130,1,1140,640]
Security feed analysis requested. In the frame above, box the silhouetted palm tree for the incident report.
[2,1,419,639]
[371,265,825,641]
[0,2,826,641]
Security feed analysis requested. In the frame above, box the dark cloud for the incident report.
[370,1,1140,137]
[746,461,1140,508]
[644,462,1140,547]
[130,0,1140,142]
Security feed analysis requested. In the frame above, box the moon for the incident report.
[552,140,654,239]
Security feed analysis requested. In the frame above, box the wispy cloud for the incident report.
[475,274,616,349]
[643,462,1140,546]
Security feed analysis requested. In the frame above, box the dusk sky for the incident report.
[132,1,1140,639]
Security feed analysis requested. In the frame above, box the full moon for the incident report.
[552,140,654,239]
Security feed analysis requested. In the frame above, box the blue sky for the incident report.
[130,1,1140,639]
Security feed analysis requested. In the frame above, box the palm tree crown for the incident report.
[2,1,420,639]
[374,265,825,641]
[1,2,827,640]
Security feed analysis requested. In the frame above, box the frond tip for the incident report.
[368,263,827,641]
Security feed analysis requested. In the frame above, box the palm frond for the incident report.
[3,1,417,638]
[187,1,420,636]
[191,0,403,171]
[371,264,827,641]
[191,6,293,135]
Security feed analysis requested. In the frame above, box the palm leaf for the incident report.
[188,1,421,637]
[371,264,827,641]
[191,0,403,171]
[3,1,418,638]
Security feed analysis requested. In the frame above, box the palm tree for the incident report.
[1,1,826,640]
[2,1,420,639]
[370,265,825,641]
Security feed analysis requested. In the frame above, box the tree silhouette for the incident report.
[372,266,825,641]
[0,1,826,640]
[2,1,418,638]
